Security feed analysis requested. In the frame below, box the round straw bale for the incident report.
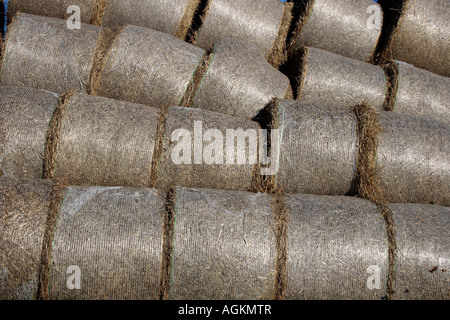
[0,13,100,93]
[0,178,53,300]
[390,203,449,300]
[285,194,388,299]
[102,0,199,39]
[0,86,59,179]
[388,0,450,77]
[191,38,291,119]
[48,185,165,300]
[393,61,450,123]
[294,0,382,62]
[169,187,276,299]
[96,25,205,108]
[297,46,387,109]
[155,107,260,191]
[196,0,285,58]
[377,112,450,206]
[273,100,358,195]
[8,0,95,23]
[53,93,160,187]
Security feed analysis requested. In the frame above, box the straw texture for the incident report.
[169,187,276,299]
[49,185,165,299]
[388,0,450,77]
[393,61,450,123]
[8,0,95,23]
[295,46,387,109]
[391,203,449,300]
[294,0,382,62]
[155,107,260,191]
[0,14,100,93]
[0,178,52,300]
[196,0,284,58]
[273,100,358,195]
[285,194,388,299]
[0,86,59,179]
[377,112,450,206]
[53,93,159,187]
[191,38,290,119]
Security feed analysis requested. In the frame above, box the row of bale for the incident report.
[0,13,448,123]
[1,177,448,300]
[5,0,449,76]
[1,86,448,206]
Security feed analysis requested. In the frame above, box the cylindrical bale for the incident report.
[296,46,387,109]
[49,185,165,300]
[0,86,59,178]
[196,0,285,58]
[169,187,276,299]
[390,203,449,300]
[191,38,291,119]
[96,25,205,109]
[388,0,450,77]
[285,194,388,299]
[393,61,450,123]
[0,178,53,300]
[294,0,382,62]
[377,112,450,206]
[0,13,101,93]
[8,0,95,23]
[156,107,260,191]
[54,93,159,187]
[102,0,199,39]
[273,100,358,195]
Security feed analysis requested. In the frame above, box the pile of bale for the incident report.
[0,0,448,300]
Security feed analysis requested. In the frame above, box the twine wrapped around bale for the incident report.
[384,0,450,77]
[155,107,260,191]
[0,178,53,300]
[271,100,359,196]
[293,0,382,62]
[195,0,293,67]
[376,112,450,206]
[190,38,291,119]
[288,46,387,109]
[0,86,59,179]
[169,187,276,300]
[7,0,95,23]
[101,0,200,40]
[48,185,165,300]
[0,13,100,93]
[94,24,205,109]
[388,61,450,123]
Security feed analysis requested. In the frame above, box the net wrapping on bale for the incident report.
[1,178,448,300]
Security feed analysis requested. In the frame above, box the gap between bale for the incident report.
[380,60,399,111]
[267,2,294,68]
[88,25,125,95]
[159,187,177,300]
[287,0,315,54]
[90,0,109,25]
[280,46,308,100]
[42,91,76,180]
[179,49,213,108]
[273,191,289,300]
[175,0,202,40]
[185,0,211,44]
[37,180,66,300]
[371,0,408,64]
[149,106,170,189]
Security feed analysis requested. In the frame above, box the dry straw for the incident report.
[389,61,450,123]
[292,0,383,62]
[190,38,291,119]
[169,187,276,299]
[0,178,53,300]
[0,13,100,94]
[0,86,59,179]
[288,46,387,109]
[383,0,450,77]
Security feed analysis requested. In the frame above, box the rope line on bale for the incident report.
[90,0,108,26]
